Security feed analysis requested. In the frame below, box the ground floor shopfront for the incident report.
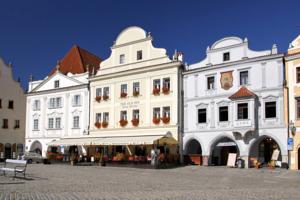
[183,128,288,168]
[26,131,179,166]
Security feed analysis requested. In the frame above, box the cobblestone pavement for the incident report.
[0,164,300,200]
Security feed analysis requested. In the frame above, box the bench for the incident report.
[0,159,27,178]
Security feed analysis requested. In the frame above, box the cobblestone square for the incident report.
[0,164,300,200]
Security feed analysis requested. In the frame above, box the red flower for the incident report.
[131,118,139,126]
[102,121,108,128]
[119,119,128,127]
[162,86,170,95]
[161,116,170,124]
[103,95,109,101]
[152,88,160,95]
[152,117,160,125]
[95,122,101,128]
[95,96,101,102]
[120,92,127,98]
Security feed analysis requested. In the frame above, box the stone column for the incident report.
[202,155,209,166]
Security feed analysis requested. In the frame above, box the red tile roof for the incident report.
[49,45,102,76]
[229,86,257,99]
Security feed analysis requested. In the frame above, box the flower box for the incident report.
[119,119,128,127]
[133,91,140,97]
[152,117,160,125]
[102,121,108,128]
[162,87,170,95]
[161,117,170,124]
[95,122,101,129]
[95,96,101,102]
[103,95,109,101]
[131,118,139,126]
[152,88,160,95]
[120,92,127,98]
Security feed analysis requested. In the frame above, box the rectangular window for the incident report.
[297,98,300,119]
[49,98,55,109]
[153,107,160,119]
[163,78,170,89]
[120,54,125,64]
[103,87,109,97]
[133,109,139,120]
[297,67,300,83]
[198,109,207,123]
[96,88,102,97]
[8,100,14,109]
[207,76,215,90]
[73,116,79,128]
[2,119,8,129]
[121,84,127,93]
[237,103,248,120]
[55,118,61,129]
[54,80,60,88]
[163,106,170,118]
[137,50,143,60]
[33,119,39,130]
[73,95,81,107]
[120,111,127,120]
[133,82,140,93]
[0,99,2,108]
[48,118,54,129]
[265,101,276,118]
[14,120,20,129]
[219,106,228,122]
[153,79,161,89]
[223,52,230,61]
[103,112,109,122]
[240,71,248,85]
[56,97,62,108]
[33,100,40,111]
[96,113,101,122]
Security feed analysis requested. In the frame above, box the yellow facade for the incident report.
[285,35,300,170]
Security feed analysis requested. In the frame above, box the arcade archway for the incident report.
[30,141,42,155]
[210,137,239,166]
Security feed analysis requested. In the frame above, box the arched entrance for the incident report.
[30,141,42,155]
[211,137,239,166]
[249,136,281,166]
[5,143,12,159]
[185,139,202,165]
[186,139,202,154]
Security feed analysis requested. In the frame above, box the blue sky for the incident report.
[0,0,299,89]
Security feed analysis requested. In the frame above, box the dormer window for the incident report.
[54,80,60,88]
[223,52,230,61]
[137,50,143,60]
[120,54,125,64]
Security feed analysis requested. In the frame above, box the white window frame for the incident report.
[119,54,125,64]
[73,116,80,128]
[33,119,39,130]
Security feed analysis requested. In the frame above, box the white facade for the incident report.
[183,37,287,167]
[0,58,26,159]
[25,69,90,157]
[89,27,183,157]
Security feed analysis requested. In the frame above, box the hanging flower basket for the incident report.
[120,92,127,98]
[103,95,109,101]
[133,91,140,97]
[95,96,102,102]
[161,116,170,124]
[119,119,128,127]
[162,87,170,95]
[95,122,101,129]
[131,118,139,126]
[152,88,160,95]
[102,121,108,128]
[152,117,160,125]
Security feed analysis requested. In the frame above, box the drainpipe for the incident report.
[283,57,290,169]
[178,62,184,164]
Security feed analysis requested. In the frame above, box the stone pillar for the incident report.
[202,155,209,166]
[241,156,249,169]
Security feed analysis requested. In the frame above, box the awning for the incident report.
[93,135,178,146]
[47,133,178,146]
[48,138,96,146]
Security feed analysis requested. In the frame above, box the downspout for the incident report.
[178,62,184,164]
[283,56,290,169]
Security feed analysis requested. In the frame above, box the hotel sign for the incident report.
[121,101,140,109]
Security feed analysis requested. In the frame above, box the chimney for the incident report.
[172,50,184,62]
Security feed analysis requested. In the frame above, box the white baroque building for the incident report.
[0,58,26,159]
[25,45,101,157]
[183,37,287,167]
[88,26,183,160]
